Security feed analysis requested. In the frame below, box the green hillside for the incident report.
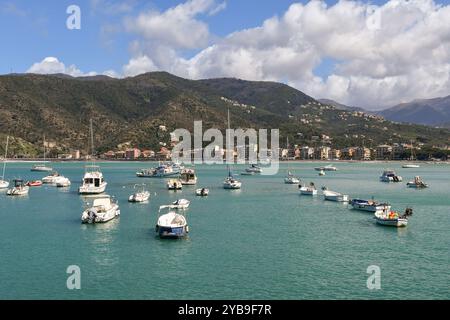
[0,72,449,157]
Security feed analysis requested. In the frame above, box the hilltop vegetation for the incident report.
[0,72,449,157]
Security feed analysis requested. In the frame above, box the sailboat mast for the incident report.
[90,119,95,166]
[227,108,231,175]
[2,135,9,179]
[43,134,46,162]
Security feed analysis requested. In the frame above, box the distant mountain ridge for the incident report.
[0,72,449,157]
[318,99,367,112]
[380,95,450,127]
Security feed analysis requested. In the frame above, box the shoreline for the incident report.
[2,159,448,164]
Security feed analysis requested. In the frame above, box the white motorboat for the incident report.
[0,135,9,189]
[180,168,197,185]
[402,164,420,168]
[156,206,189,238]
[128,184,150,202]
[245,164,262,173]
[380,170,402,182]
[167,179,182,190]
[31,135,53,172]
[284,171,300,184]
[406,176,428,188]
[55,176,71,188]
[6,179,29,196]
[81,195,120,224]
[350,199,391,213]
[42,171,61,184]
[323,189,349,202]
[299,183,317,195]
[196,188,209,196]
[170,199,190,210]
[78,166,107,194]
[314,164,337,171]
[240,171,255,176]
[223,175,242,189]
[79,120,107,195]
[374,208,412,227]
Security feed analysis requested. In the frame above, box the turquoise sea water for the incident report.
[0,161,449,300]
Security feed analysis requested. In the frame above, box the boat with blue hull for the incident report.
[156,205,189,239]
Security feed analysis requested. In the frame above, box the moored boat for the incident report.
[167,179,182,190]
[156,205,189,238]
[6,179,29,196]
[196,188,209,196]
[79,166,107,194]
[299,182,317,195]
[314,164,337,171]
[380,170,402,182]
[245,164,262,174]
[42,171,61,184]
[81,195,120,224]
[128,184,150,202]
[402,164,420,168]
[180,168,197,185]
[323,189,349,202]
[0,135,10,189]
[284,171,300,184]
[55,176,71,187]
[406,176,428,188]
[374,208,413,227]
[170,199,190,210]
[26,180,43,187]
[31,135,52,172]
[350,199,391,213]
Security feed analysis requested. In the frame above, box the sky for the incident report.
[1,0,450,110]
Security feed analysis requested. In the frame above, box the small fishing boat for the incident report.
[314,164,337,171]
[284,171,300,184]
[299,182,317,195]
[180,168,197,185]
[136,162,182,178]
[245,164,262,174]
[322,189,349,202]
[0,135,10,189]
[156,205,189,238]
[196,188,209,196]
[170,199,190,210]
[350,199,391,213]
[318,169,325,176]
[380,170,402,182]
[374,208,413,227]
[406,176,428,188]
[81,195,120,224]
[240,171,255,176]
[42,171,61,184]
[26,180,43,187]
[128,184,150,202]
[167,179,182,190]
[6,179,29,196]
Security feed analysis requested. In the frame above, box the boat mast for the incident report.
[410,140,415,161]
[227,108,231,177]
[1,135,9,180]
[89,119,95,168]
